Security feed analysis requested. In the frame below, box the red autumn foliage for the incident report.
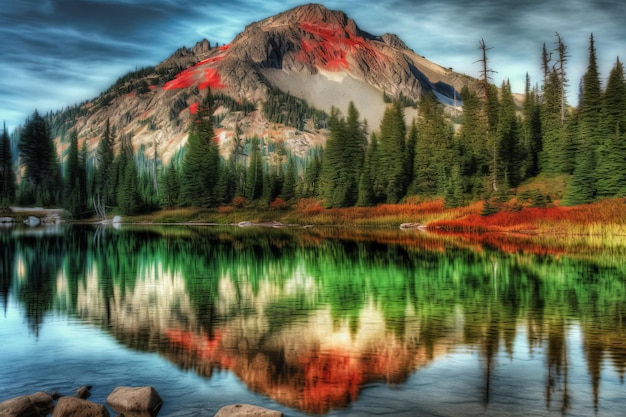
[232,196,247,208]
[188,102,199,115]
[269,197,288,210]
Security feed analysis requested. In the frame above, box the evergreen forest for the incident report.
[1,34,625,218]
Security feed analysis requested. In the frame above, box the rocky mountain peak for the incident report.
[271,3,359,35]
[50,4,476,166]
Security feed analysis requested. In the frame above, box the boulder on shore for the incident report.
[214,404,283,417]
[52,396,109,417]
[0,392,55,417]
[106,386,162,416]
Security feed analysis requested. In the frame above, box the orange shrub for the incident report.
[269,197,287,210]
[232,196,247,208]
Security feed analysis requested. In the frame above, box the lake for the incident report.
[1,224,625,416]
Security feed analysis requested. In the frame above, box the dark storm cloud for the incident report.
[1,0,625,130]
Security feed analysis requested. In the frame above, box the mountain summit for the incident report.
[162,3,467,109]
[52,4,474,162]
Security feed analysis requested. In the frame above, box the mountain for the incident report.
[50,3,475,164]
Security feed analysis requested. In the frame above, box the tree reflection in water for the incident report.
[0,225,625,415]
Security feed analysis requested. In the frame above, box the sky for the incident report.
[1,0,624,132]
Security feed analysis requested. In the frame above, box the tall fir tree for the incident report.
[496,80,522,187]
[319,107,349,207]
[458,86,489,197]
[246,137,264,201]
[0,123,16,204]
[281,156,297,201]
[94,119,115,216]
[595,58,626,197]
[340,102,368,205]
[409,92,455,196]
[18,110,61,205]
[540,69,567,173]
[356,133,378,207]
[64,130,88,217]
[180,90,221,207]
[375,102,408,203]
[160,162,180,208]
[116,134,142,215]
[565,34,602,205]
[521,73,542,179]
[300,147,322,198]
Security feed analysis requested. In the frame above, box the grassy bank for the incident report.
[123,197,626,234]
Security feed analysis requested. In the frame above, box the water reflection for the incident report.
[1,225,625,415]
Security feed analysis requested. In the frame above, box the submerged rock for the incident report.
[0,392,55,417]
[106,386,162,416]
[52,396,109,417]
[214,404,283,417]
[75,386,92,400]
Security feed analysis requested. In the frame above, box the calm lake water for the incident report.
[1,224,625,416]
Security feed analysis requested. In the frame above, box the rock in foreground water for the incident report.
[0,392,54,417]
[52,396,109,417]
[214,404,283,417]
[106,386,162,415]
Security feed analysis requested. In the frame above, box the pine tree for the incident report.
[565,34,602,205]
[521,73,542,179]
[357,133,378,206]
[497,80,522,187]
[180,90,221,207]
[116,134,142,215]
[409,92,455,196]
[64,130,88,217]
[0,123,16,204]
[540,68,572,174]
[458,86,489,197]
[595,58,626,197]
[376,102,407,203]
[319,107,348,207]
[94,119,115,217]
[160,162,180,208]
[216,156,236,205]
[246,137,264,201]
[301,148,322,198]
[281,156,297,201]
[18,110,61,205]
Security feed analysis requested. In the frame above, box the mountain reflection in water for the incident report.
[0,225,625,416]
